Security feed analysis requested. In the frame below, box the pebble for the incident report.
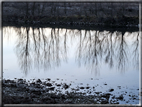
[80,87,84,89]
[109,88,114,92]
[46,83,52,87]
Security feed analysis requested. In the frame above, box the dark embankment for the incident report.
[2,2,139,27]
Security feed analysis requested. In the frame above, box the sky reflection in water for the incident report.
[3,26,139,89]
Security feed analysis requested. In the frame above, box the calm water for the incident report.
[3,26,139,104]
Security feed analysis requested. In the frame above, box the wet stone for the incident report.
[46,78,51,81]
[18,79,24,84]
[17,83,27,89]
[51,94,60,99]
[49,87,55,91]
[95,92,101,94]
[56,84,61,87]
[31,89,42,95]
[46,83,52,87]
[109,88,114,92]
[42,96,53,101]
[100,99,108,104]
[116,94,123,100]
[80,87,84,89]
[30,82,35,87]
[101,93,111,99]
[36,79,42,84]
[34,84,41,88]
[5,79,12,83]
[10,83,17,87]
[63,84,69,89]
[86,87,90,89]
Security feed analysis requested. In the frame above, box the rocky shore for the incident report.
[2,78,139,104]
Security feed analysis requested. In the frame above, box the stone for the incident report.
[46,83,52,87]
[5,79,11,83]
[100,99,108,104]
[36,79,42,83]
[80,87,84,89]
[56,84,61,87]
[101,93,111,99]
[63,83,69,89]
[34,84,41,88]
[86,87,90,89]
[49,87,55,91]
[116,94,123,100]
[95,92,101,94]
[18,79,24,83]
[109,88,114,92]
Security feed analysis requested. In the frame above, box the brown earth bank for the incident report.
[2,2,139,27]
[2,79,139,104]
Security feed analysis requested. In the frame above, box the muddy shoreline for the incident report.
[2,78,139,104]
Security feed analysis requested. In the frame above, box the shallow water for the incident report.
[3,26,139,104]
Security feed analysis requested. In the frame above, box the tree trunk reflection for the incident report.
[3,26,139,75]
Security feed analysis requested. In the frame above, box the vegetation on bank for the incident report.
[3,15,139,27]
[2,2,139,27]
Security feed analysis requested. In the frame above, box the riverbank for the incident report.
[2,2,139,27]
[3,15,139,27]
[2,78,139,104]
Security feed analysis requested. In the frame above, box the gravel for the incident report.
[2,78,139,104]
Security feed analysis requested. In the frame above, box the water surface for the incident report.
[3,26,139,104]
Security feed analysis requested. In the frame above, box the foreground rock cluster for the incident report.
[2,78,138,104]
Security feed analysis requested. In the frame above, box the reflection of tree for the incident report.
[15,27,32,75]
[13,27,68,74]
[76,30,102,75]
[132,32,139,69]
[3,26,139,75]
[76,30,138,74]
[115,32,128,71]
[102,32,115,69]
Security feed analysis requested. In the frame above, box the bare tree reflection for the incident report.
[15,27,32,75]
[76,29,138,74]
[3,26,139,75]
[132,32,139,69]
[115,32,128,72]
[12,27,68,74]
[76,30,102,75]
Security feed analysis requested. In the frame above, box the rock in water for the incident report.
[46,83,52,87]
[36,79,42,84]
[109,89,114,92]
[63,83,69,90]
